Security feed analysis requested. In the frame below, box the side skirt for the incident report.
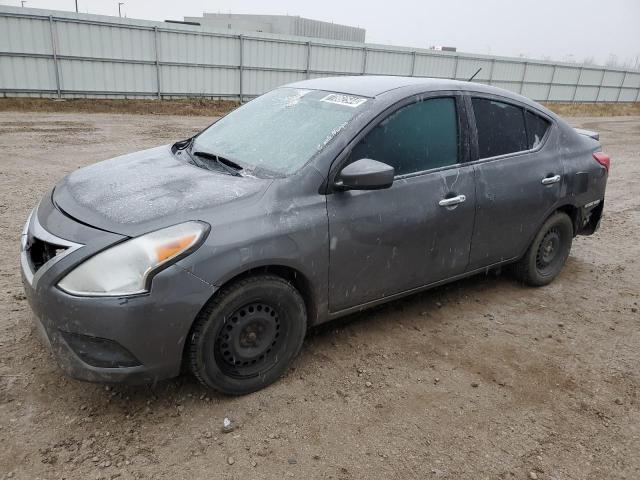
[324,257,518,322]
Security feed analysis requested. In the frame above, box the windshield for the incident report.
[192,88,368,176]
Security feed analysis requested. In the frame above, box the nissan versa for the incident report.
[20,76,609,395]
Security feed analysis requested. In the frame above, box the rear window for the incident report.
[472,98,527,159]
[525,111,551,148]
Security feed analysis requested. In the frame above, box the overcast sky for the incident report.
[6,0,640,67]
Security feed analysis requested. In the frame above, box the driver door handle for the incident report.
[439,194,466,207]
[541,174,561,185]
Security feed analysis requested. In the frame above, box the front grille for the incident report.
[27,237,69,273]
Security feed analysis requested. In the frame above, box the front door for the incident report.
[327,95,476,312]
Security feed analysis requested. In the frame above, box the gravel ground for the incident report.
[0,112,638,480]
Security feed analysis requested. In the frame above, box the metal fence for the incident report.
[1,5,639,103]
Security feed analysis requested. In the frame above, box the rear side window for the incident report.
[472,98,527,159]
[525,111,551,148]
[349,97,458,176]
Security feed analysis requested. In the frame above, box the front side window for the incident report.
[192,88,368,176]
[349,97,459,176]
[525,110,551,149]
[472,98,527,159]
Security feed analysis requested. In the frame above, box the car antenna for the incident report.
[467,68,482,82]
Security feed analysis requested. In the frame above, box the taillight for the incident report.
[593,152,610,173]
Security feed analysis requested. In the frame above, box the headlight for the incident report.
[58,221,208,296]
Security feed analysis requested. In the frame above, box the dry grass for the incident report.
[1,97,639,118]
[0,98,239,117]
[543,102,640,117]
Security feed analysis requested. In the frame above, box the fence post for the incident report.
[546,65,556,101]
[636,86,640,103]
[595,69,605,102]
[361,47,368,75]
[453,55,459,80]
[153,27,161,99]
[306,41,311,79]
[615,71,627,103]
[410,51,416,77]
[487,58,495,85]
[239,35,244,103]
[572,67,583,103]
[48,15,61,99]
[519,61,528,94]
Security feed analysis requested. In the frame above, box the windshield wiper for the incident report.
[191,150,243,177]
[173,136,194,151]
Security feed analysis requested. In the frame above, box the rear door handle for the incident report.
[439,194,466,207]
[541,174,561,185]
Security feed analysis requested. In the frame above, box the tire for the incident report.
[513,212,573,287]
[188,275,307,395]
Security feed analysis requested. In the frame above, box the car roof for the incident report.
[285,75,556,117]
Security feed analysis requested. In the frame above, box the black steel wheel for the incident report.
[514,212,573,286]
[188,275,307,395]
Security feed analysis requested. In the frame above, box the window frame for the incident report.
[465,92,555,164]
[326,90,468,192]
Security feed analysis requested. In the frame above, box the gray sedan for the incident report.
[21,76,609,394]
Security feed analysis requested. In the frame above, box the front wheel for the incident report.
[514,212,573,286]
[188,275,307,395]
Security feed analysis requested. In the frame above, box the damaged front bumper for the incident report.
[20,195,215,385]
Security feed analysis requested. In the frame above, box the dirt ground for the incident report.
[0,111,638,480]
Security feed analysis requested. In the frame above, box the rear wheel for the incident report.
[188,275,307,395]
[514,212,573,286]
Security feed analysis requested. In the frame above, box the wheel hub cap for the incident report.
[216,302,281,374]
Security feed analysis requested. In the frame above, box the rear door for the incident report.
[466,94,561,269]
[327,93,476,312]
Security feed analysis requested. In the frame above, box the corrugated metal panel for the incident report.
[601,70,625,87]
[59,59,157,92]
[55,21,155,61]
[243,38,306,70]
[554,67,581,84]
[491,81,522,94]
[493,61,525,82]
[0,15,52,54]
[523,63,554,83]
[579,69,604,85]
[0,56,56,90]
[365,50,413,75]
[455,58,492,81]
[0,5,638,101]
[160,65,238,95]
[158,31,239,66]
[623,73,640,88]
[597,87,620,101]
[548,85,575,101]
[414,54,456,78]
[521,83,549,101]
[574,86,599,101]
[310,45,363,73]
[242,70,306,96]
[619,88,638,101]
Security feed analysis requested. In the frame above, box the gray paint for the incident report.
[22,76,608,385]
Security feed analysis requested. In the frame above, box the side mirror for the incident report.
[335,158,395,191]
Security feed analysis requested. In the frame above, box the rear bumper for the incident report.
[21,198,216,385]
[577,199,604,236]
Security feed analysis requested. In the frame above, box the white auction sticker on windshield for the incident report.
[320,93,367,108]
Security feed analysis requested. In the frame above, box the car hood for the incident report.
[53,145,271,237]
